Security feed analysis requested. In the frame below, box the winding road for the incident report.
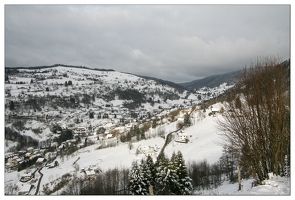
[34,167,43,195]
[157,107,195,160]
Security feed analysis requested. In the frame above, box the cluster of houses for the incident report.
[5,101,222,174]
[5,147,57,172]
[136,144,160,157]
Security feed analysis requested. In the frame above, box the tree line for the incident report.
[59,148,245,195]
[218,57,290,182]
[61,151,193,195]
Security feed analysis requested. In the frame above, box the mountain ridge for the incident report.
[179,70,239,90]
[5,63,115,72]
[5,63,238,91]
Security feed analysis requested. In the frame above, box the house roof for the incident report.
[36,157,45,163]
[21,172,32,177]
[212,107,219,112]
[85,170,96,176]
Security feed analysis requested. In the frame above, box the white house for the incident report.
[177,117,184,123]
[211,107,219,116]
[84,170,96,180]
[179,133,189,141]
[175,132,189,143]
[36,157,45,164]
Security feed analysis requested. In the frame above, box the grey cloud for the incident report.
[5,4,290,83]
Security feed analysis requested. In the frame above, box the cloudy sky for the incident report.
[5,4,290,83]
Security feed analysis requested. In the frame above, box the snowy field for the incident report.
[196,175,291,195]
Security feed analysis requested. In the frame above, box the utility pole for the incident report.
[237,165,241,191]
[149,185,154,195]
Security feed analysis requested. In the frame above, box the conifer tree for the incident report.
[183,113,191,127]
[139,156,156,193]
[129,161,148,195]
[129,152,192,195]
[154,154,170,194]
[174,151,193,195]
[145,155,156,187]
[154,152,192,195]
[167,152,181,194]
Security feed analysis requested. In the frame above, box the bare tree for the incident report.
[218,57,290,182]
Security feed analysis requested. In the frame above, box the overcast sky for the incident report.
[5,4,290,83]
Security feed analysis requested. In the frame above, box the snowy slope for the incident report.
[9,66,285,195]
[165,116,223,164]
[4,99,292,196]
[197,175,290,195]
[5,65,233,146]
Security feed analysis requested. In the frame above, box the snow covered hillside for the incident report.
[197,175,290,195]
[4,100,291,195]
[4,101,226,195]
[5,65,233,147]
[10,65,289,196]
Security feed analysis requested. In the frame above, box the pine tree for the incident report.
[145,155,156,187]
[139,156,156,194]
[154,152,193,195]
[159,151,193,195]
[154,154,170,194]
[174,151,193,195]
[130,152,193,195]
[129,161,148,195]
[167,152,181,194]
[9,101,15,111]
[183,113,191,127]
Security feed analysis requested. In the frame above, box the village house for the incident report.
[35,157,46,165]
[177,117,184,123]
[85,170,96,179]
[5,153,15,162]
[179,133,189,141]
[137,145,159,157]
[19,172,33,182]
[27,147,34,153]
[50,141,59,148]
[175,132,189,143]
[145,146,158,157]
[211,107,219,116]
[106,133,114,139]
[8,155,22,165]
[5,162,14,169]
[44,152,56,160]
[25,152,32,159]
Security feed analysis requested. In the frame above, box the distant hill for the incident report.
[180,59,291,91]
[5,63,114,72]
[179,70,239,90]
[135,74,187,92]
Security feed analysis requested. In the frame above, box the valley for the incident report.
[4,65,233,195]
